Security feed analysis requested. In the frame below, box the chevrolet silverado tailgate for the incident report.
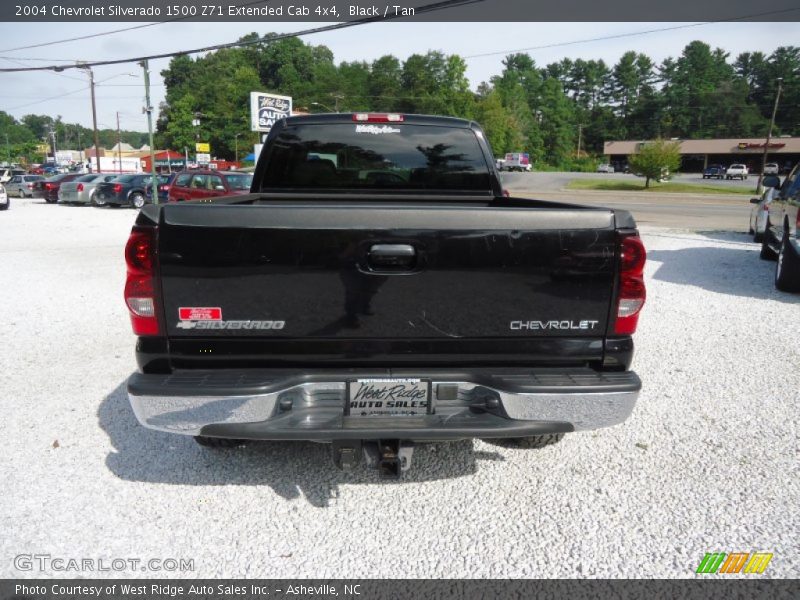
[153,201,618,366]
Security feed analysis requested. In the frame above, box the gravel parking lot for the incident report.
[1,198,798,578]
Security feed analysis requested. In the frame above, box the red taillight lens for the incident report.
[113,183,123,194]
[124,227,160,336]
[45,183,53,190]
[76,183,84,192]
[614,234,646,335]
[352,113,404,123]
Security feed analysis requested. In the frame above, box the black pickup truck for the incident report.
[125,113,646,476]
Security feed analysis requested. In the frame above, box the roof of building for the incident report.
[109,142,136,152]
[605,137,800,155]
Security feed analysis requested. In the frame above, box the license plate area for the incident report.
[346,378,433,417]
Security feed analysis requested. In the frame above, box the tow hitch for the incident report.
[332,439,415,478]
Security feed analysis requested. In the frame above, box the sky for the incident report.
[0,20,798,140]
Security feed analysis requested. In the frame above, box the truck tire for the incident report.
[775,236,800,292]
[760,230,777,260]
[193,436,247,448]
[486,433,564,449]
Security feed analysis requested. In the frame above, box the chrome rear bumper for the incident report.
[128,369,640,440]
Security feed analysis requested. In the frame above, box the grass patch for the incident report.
[566,179,755,195]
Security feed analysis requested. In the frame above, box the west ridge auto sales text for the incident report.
[16,584,357,597]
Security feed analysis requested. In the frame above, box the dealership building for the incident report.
[604,137,800,173]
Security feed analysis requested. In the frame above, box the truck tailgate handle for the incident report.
[368,244,416,268]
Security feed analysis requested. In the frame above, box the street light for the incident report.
[757,77,783,193]
[311,102,333,112]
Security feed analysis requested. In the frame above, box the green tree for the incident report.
[628,139,681,188]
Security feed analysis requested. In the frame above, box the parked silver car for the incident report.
[4,174,45,198]
[0,183,8,210]
[58,173,119,205]
[749,186,777,243]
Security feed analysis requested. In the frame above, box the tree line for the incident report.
[0,111,149,165]
[3,36,797,169]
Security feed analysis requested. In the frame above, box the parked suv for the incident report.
[167,170,253,202]
[760,165,800,292]
[763,163,779,175]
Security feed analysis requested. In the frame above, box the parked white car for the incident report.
[500,153,532,172]
[0,183,8,210]
[596,163,615,173]
[725,164,749,180]
[763,163,779,175]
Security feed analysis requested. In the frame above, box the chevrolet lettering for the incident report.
[510,320,600,330]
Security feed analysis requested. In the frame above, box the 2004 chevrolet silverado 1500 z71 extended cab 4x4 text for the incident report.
[125,113,646,477]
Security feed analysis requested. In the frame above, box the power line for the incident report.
[461,8,800,60]
[0,0,483,73]
[3,74,144,110]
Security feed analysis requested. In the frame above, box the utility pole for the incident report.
[139,59,159,204]
[758,77,783,193]
[77,64,101,173]
[116,112,123,173]
[49,127,57,160]
[576,123,583,159]
[332,93,344,112]
[4,133,9,164]
[77,130,83,164]
[234,133,241,164]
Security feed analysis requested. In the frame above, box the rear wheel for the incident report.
[484,433,564,449]
[18,188,25,198]
[0,199,8,211]
[130,192,145,209]
[775,236,800,292]
[194,436,247,449]
[760,228,777,260]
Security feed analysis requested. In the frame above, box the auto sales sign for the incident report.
[250,92,292,133]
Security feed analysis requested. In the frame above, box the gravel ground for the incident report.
[0,198,798,579]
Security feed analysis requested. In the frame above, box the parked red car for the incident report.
[33,173,83,203]
[167,170,253,202]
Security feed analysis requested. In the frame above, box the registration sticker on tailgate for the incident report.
[346,378,432,417]
[178,307,222,321]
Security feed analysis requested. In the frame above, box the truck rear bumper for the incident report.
[127,368,640,441]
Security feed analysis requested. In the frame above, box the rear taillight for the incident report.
[77,183,84,192]
[353,113,404,123]
[113,183,123,194]
[614,234,646,335]
[26,183,33,189]
[44,183,53,190]
[124,226,160,336]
